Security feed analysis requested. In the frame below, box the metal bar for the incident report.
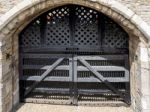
[24,58,64,96]
[78,57,130,104]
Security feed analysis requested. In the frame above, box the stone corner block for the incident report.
[109,0,135,19]
[131,14,150,40]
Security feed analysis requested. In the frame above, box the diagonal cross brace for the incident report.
[24,58,64,96]
[78,57,130,105]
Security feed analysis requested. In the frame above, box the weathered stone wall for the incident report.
[0,0,150,112]
[116,0,150,25]
[1,0,150,25]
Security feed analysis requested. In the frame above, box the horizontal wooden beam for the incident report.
[21,76,129,82]
[23,65,126,71]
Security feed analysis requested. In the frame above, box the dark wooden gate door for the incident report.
[19,5,130,106]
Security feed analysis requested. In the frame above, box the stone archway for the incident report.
[0,0,150,112]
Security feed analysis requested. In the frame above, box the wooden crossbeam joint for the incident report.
[78,57,130,105]
[24,58,64,96]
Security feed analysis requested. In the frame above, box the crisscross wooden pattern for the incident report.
[74,6,99,46]
[103,17,128,48]
[46,7,70,46]
[20,20,41,47]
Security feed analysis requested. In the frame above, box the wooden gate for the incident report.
[19,5,130,106]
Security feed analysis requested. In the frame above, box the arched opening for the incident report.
[19,5,130,106]
[0,0,150,111]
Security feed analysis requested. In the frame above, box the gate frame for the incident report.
[0,0,150,112]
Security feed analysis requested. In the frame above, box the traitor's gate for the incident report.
[19,5,130,106]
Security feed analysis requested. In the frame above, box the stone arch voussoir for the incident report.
[0,0,150,43]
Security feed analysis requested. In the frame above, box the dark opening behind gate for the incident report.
[19,5,130,106]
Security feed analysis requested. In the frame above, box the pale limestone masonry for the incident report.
[0,0,150,112]
[1,0,150,25]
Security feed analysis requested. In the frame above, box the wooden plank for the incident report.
[78,58,105,82]
[73,56,78,105]
[78,78,129,82]
[78,89,126,95]
[33,88,70,94]
[20,46,128,54]
[21,76,70,82]
[78,57,130,104]
[21,76,129,82]
[124,55,131,103]
[21,47,68,53]
[69,57,74,103]
[124,55,130,82]
[24,98,71,105]
[22,53,72,58]
[23,65,125,71]
[24,58,64,96]
[28,88,125,95]
[78,55,127,60]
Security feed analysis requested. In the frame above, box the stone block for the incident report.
[13,89,19,107]
[90,0,111,6]
[138,21,150,40]
[7,18,19,31]
[141,69,150,94]
[3,93,13,112]
[140,47,149,62]
[110,0,135,19]
[141,95,150,110]
[72,0,86,5]
[142,109,150,112]
[131,14,143,26]
[131,14,150,40]
[140,62,149,69]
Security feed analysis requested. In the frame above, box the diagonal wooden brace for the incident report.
[24,58,64,96]
[78,57,130,105]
